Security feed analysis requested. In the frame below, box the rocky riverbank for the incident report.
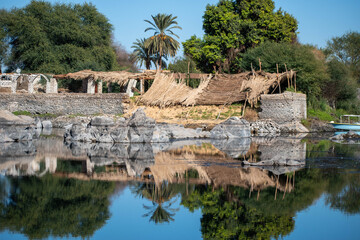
[64,108,251,143]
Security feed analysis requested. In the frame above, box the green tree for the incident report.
[132,38,154,70]
[131,38,167,70]
[0,0,118,73]
[240,41,328,97]
[0,175,115,239]
[325,32,360,84]
[324,59,358,109]
[144,13,182,70]
[183,0,298,73]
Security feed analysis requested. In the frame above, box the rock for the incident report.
[127,108,156,143]
[34,118,42,129]
[18,115,36,124]
[210,117,250,139]
[330,134,344,140]
[90,116,114,126]
[279,122,309,133]
[66,124,94,142]
[42,120,52,129]
[0,110,36,142]
[211,138,251,158]
[250,120,281,134]
[152,124,210,142]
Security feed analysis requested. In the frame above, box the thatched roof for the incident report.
[141,70,295,106]
[53,69,164,86]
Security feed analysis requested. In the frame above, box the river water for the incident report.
[0,131,359,240]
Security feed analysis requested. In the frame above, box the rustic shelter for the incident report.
[141,70,295,107]
[53,69,161,95]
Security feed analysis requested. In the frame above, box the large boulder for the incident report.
[128,108,156,142]
[0,110,36,142]
[210,117,250,139]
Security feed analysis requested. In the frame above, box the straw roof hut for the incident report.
[53,69,162,86]
[141,70,295,107]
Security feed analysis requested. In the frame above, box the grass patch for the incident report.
[12,111,58,118]
[307,108,334,121]
[12,110,32,116]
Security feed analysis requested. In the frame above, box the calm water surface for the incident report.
[0,132,359,239]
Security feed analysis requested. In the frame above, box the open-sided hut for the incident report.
[141,70,295,107]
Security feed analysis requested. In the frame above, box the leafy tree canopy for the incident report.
[240,41,328,97]
[183,0,298,73]
[144,13,182,70]
[0,0,118,74]
[0,175,115,239]
[325,31,360,84]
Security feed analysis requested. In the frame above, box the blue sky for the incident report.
[1,0,360,57]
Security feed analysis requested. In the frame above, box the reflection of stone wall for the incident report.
[0,93,125,115]
[253,136,306,164]
[259,92,307,123]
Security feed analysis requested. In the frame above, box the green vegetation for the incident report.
[132,38,158,70]
[143,13,182,70]
[12,110,32,116]
[183,0,297,73]
[0,175,115,239]
[12,111,58,118]
[241,42,328,97]
[0,1,129,73]
[325,31,360,84]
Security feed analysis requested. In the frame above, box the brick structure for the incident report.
[259,92,307,123]
[0,93,125,115]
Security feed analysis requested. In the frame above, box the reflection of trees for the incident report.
[182,186,294,240]
[326,173,360,214]
[181,166,360,239]
[0,175,115,239]
[131,182,182,224]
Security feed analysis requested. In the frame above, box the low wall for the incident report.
[259,92,307,123]
[0,93,125,115]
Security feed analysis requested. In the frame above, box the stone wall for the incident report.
[0,93,125,115]
[259,92,307,123]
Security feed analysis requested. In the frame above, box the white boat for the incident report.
[331,115,360,131]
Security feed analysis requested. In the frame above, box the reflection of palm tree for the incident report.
[132,181,179,223]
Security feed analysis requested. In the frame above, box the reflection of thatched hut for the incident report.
[149,144,292,192]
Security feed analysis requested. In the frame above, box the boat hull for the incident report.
[331,123,360,131]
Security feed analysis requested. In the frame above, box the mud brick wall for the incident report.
[0,93,125,115]
[259,92,307,123]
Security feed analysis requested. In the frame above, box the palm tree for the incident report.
[131,38,168,70]
[144,13,182,70]
[131,38,153,70]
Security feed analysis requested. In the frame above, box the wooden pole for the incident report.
[259,58,262,72]
[242,92,248,117]
[187,61,190,86]
[294,72,297,92]
[284,63,290,88]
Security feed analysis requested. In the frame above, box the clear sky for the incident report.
[1,0,360,56]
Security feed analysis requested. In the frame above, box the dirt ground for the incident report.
[123,99,258,129]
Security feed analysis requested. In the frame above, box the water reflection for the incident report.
[0,135,359,239]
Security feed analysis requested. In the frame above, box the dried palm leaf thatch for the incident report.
[141,70,295,106]
[53,69,159,87]
[140,72,195,107]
